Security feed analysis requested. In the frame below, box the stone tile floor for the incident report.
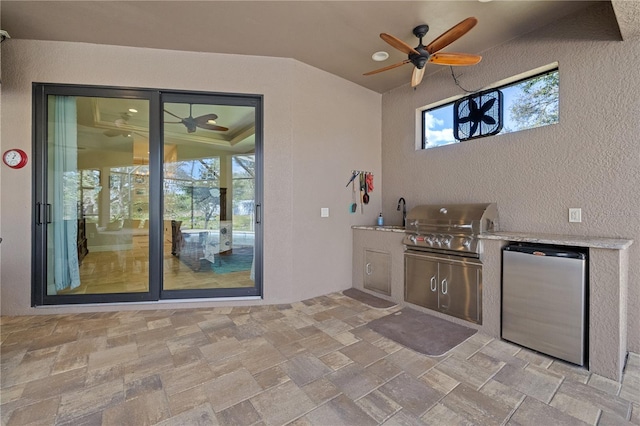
[0,292,638,425]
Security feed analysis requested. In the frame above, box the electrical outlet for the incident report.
[321,207,329,218]
[569,208,582,223]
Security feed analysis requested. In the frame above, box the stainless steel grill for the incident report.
[403,203,498,324]
[402,203,498,258]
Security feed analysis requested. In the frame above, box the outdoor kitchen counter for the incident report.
[479,231,633,382]
[479,231,633,250]
[353,226,634,381]
[352,225,406,233]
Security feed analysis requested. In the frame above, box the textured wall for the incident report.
[380,3,640,352]
[0,40,381,315]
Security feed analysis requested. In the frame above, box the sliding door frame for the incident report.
[32,83,263,306]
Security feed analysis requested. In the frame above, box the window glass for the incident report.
[232,155,255,235]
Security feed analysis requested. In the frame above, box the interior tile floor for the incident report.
[1,292,638,425]
[59,237,254,295]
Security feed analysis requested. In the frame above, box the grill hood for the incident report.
[406,203,498,234]
[403,203,499,257]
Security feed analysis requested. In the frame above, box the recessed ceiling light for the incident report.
[128,108,138,113]
[372,51,389,62]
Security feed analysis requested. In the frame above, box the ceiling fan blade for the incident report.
[426,17,478,54]
[380,33,420,56]
[363,60,411,76]
[197,123,229,132]
[194,113,219,123]
[411,67,426,88]
[429,52,482,66]
[194,113,227,131]
[164,109,183,120]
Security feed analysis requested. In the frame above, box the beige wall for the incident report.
[380,3,640,352]
[0,40,381,314]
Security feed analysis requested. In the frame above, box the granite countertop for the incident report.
[479,231,633,250]
[352,225,406,233]
[352,226,633,250]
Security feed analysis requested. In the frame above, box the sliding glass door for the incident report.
[33,85,262,305]
[161,93,261,298]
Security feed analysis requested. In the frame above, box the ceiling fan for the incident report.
[364,17,482,88]
[164,104,228,134]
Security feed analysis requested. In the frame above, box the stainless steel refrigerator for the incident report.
[502,244,587,366]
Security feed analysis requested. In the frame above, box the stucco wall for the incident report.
[0,40,381,314]
[380,3,640,352]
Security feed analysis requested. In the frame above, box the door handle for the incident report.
[255,203,261,224]
[441,278,448,295]
[36,203,51,225]
[365,263,372,275]
[430,276,437,292]
[36,202,43,225]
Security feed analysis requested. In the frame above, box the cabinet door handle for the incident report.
[430,276,437,292]
[365,263,372,275]
[441,278,448,295]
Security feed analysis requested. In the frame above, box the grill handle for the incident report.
[408,222,473,229]
[430,276,437,292]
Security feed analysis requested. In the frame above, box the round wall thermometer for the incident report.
[2,149,28,169]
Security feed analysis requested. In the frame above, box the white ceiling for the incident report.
[1,1,620,94]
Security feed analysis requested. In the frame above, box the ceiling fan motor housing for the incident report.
[410,50,429,69]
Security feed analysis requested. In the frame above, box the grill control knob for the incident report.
[442,235,452,245]
[426,234,434,244]
[462,237,473,247]
[409,235,417,244]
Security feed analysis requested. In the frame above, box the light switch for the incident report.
[569,208,582,223]
[321,208,329,218]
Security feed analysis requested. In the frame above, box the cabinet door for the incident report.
[364,249,391,296]
[438,261,481,323]
[404,253,438,310]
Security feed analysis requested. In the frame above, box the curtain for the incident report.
[52,96,80,292]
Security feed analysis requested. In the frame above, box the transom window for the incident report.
[420,64,559,149]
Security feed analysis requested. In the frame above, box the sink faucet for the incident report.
[397,197,407,228]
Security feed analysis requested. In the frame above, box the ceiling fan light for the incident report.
[372,51,389,62]
[207,119,217,124]
[128,108,138,113]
